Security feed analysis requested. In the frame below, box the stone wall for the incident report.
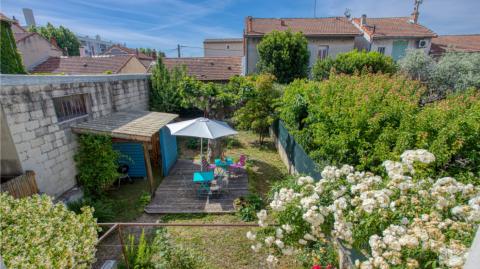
[0,74,149,197]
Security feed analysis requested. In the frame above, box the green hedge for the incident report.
[0,21,26,74]
[312,50,396,80]
[278,73,480,179]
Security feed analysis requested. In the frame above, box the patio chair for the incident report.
[229,154,247,175]
[117,164,132,187]
[202,157,216,171]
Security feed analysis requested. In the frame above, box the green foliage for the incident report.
[67,197,115,222]
[1,193,98,268]
[29,22,80,56]
[150,57,188,113]
[138,191,151,207]
[234,74,281,143]
[0,21,26,74]
[400,50,480,96]
[234,193,264,221]
[278,73,480,178]
[312,50,397,81]
[74,134,120,196]
[257,30,310,84]
[121,228,204,269]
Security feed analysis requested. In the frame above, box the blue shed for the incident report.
[71,110,179,194]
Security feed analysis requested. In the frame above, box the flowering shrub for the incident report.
[278,74,480,179]
[0,193,98,268]
[246,149,479,268]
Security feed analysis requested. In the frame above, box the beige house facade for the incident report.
[203,38,243,57]
[243,17,360,74]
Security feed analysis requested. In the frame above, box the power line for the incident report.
[180,45,243,52]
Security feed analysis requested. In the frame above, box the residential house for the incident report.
[149,57,244,83]
[1,13,63,71]
[32,55,147,74]
[77,34,114,56]
[243,16,360,74]
[352,15,436,60]
[203,38,243,57]
[430,34,480,57]
[103,45,156,68]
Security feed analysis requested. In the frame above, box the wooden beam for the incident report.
[143,142,155,196]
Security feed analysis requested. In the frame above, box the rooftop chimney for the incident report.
[50,36,58,48]
[410,0,421,24]
[246,16,253,33]
[360,14,367,26]
[151,49,157,60]
[280,19,286,27]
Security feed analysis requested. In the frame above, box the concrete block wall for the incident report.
[0,74,149,197]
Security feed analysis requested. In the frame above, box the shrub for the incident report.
[1,20,26,74]
[29,22,81,56]
[312,50,397,81]
[67,197,115,222]
[0,193,98,268]
[138,191,151,207]
[150,57,187,113]
[400,50,480,96]
[120,228,204,269]
[257,30,310,84]
[234,193,264,221]
[279,74,424,172]
[246,149,480,268]
[234,74,281,144]
[74,134,120,196]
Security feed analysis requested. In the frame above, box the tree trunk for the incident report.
[207,105,225,162]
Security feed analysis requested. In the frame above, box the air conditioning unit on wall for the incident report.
[418,39,428,48]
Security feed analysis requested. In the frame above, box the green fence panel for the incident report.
[274,120,323,179]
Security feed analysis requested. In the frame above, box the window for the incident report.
[226,45,230,49]
[53,94,88,122]
[318,45,329,60]
[377,47,386,55]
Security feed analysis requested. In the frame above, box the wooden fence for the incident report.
[1,171,38,198]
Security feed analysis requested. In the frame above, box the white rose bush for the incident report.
[247,149,480,268]
[0,193,98,268]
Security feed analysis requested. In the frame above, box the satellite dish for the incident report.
[344,8,351,19]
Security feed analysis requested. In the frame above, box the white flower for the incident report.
[275,239,284,249]
[303,233,315,241]
[281,224,293,233]
[257,209,267,221]
[298,239,307,245]
[251,243,262,252]
[264,236,275,247]
[447,255,463,267]
[266,255,278,264]
[275,228,283,239]
[282,247,294,256]
[246,231,256,241]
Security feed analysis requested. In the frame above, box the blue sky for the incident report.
[2,0,478,57]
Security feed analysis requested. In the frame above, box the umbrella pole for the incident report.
[200,137,203,171]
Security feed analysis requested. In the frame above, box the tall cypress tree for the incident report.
[0,19,26,74]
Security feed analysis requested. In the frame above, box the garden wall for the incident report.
[0,74,150,197]
[271,120,324,179]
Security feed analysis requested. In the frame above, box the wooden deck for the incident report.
[145,159,249,214]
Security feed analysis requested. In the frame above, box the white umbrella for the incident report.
[166,117,238,168]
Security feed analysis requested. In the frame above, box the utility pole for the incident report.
[177,44,181,58]
[313,0,317,18]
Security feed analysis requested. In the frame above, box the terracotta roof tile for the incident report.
[352,17,436,39]
[245,17,360,36]
[159,57,243,81]
[103,45,153,60]
[32,55,134,74]
[430,35,480,55]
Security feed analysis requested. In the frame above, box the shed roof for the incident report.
[71,110,178,142]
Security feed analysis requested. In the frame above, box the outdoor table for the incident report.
[193,171,214,196]
[215,158,233,177]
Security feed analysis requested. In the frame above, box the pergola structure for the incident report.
[72,110,178,195]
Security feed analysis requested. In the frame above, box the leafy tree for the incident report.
[257,30,309,84]
[398,49,435,82]
[29,22,80,56]
[150,57,186,113]
[0,20,26,74]
[400,50,480,98]
[312,50,397,80]
[74,134,120,196]
[234,74,280,144]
